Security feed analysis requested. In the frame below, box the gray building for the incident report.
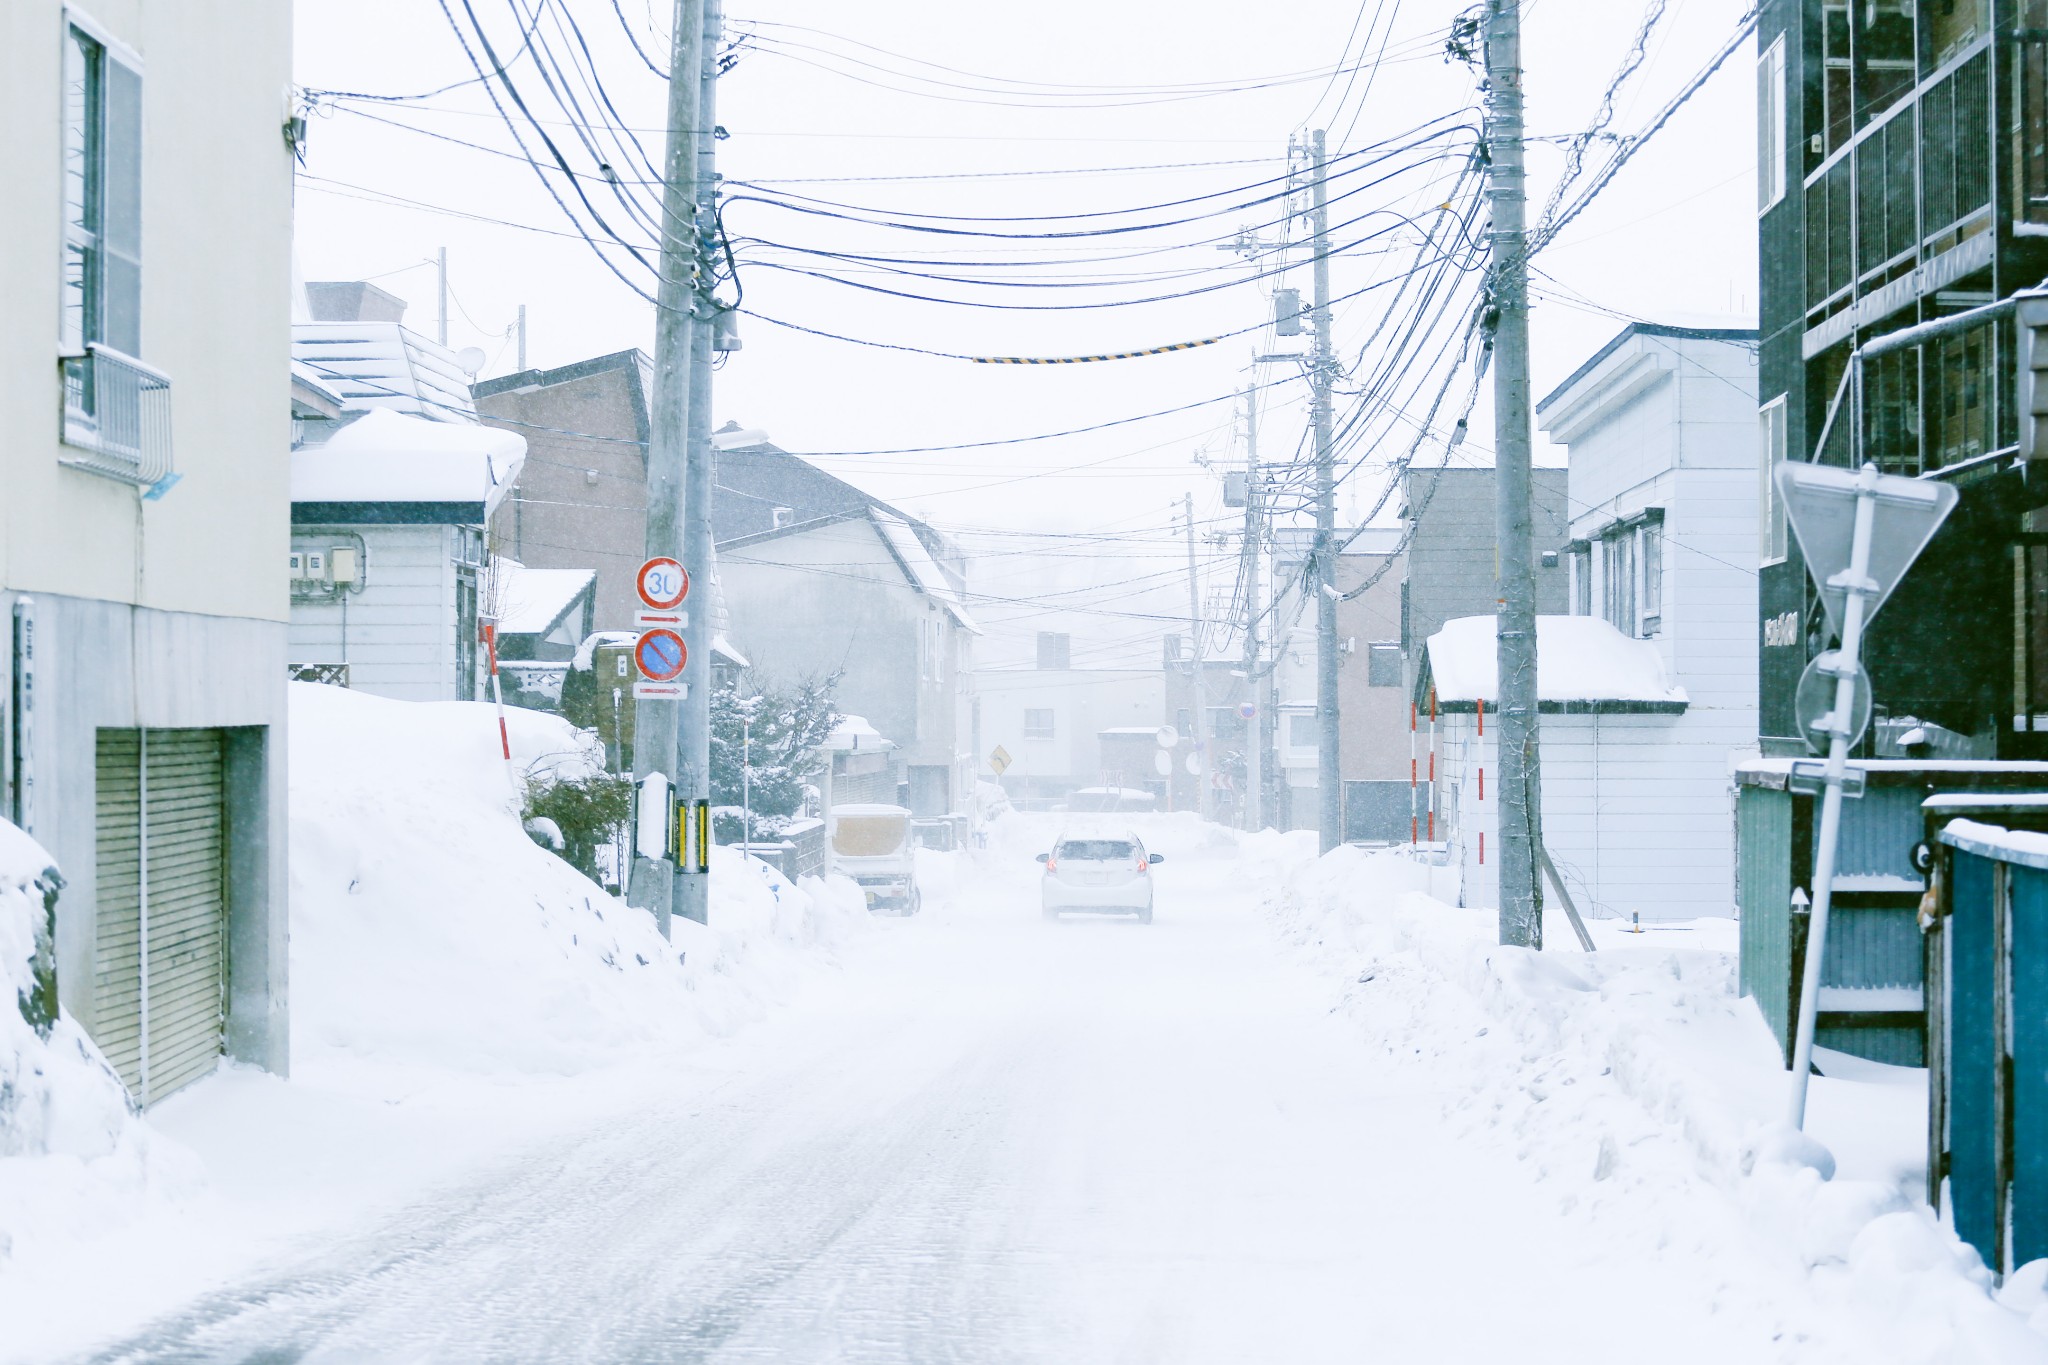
[1398,465,1570,697]
[719,501,978,819]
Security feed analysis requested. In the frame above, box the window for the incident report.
[61,20,142,358]
[1366,642,1401,688]
[1757,34,1786,212]
[1022,708,1054,740]
[1571,547,1592,616]
[1640,524,1663,635]
[1288,713,1317,749]
[1602,532,1635,636]
[1759,397,1788,564]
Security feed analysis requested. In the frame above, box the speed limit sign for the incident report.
[636,557,690,611]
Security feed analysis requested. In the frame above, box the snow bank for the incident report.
[0,820,190,1271]
[1427,614,1688,704]
[289,682,870,1078]
[1275,844,2047,1361]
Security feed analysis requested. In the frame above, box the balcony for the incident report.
[1803,37,1994,346]
[60,343,173,487]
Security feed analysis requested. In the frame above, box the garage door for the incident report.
[94,728,226,1105]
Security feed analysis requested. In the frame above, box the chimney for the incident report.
[305,281,408,324]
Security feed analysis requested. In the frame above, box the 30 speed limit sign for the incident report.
[636,557,690,611]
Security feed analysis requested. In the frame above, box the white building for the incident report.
[0,3,294,1103]
[1428,322,1759,922]
[976,664,1163,803]
[1418,615,1695,919]
[288,409,525,701]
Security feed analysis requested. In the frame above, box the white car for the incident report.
[1038,834,1163,923]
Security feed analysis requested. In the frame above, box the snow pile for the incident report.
[0,820,190,1270]
[289,682,870,1079]
[1276,844,2047,1362]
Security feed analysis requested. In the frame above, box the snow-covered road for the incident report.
[82,823,1857,1362]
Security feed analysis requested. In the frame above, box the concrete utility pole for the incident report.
[1483,0,1543,948]
[436,246,449,346]
[676,0,722,927]
[1184,492,1213,822]
[1241,387,1264,833]
[1305,129,1342,855]
[629,0,704,937]
[516,303,526,371]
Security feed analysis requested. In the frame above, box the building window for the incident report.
[1288,713,1317,749]
[1757,34,1786,212]
[1366,642,1401,687]
[1760,397,1788,564]
[1023,708,1054,740]
[1036,631,1070,670]
[1571,547,1592,616]
[1640,524,1663,636]
[61,20,142,358]
[1602,531,1635,637]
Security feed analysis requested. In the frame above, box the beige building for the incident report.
[0,3,294,1102]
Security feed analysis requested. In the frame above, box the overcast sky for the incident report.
[293,0,1759,667]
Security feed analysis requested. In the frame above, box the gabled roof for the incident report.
[1535,320,1759,418]
[293,322,478,422]
[494,565,595,637]
[721,506,981,634]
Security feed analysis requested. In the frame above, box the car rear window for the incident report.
[1057,840,1134,861]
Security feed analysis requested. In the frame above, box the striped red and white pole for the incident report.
[483,623,516,790]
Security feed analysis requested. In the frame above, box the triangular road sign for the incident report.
[1777,462,1958,641]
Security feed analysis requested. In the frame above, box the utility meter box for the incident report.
[1222,471,1249,507]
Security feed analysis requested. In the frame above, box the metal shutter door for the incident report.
[93,731,144,1090]
[92,728,225,1104]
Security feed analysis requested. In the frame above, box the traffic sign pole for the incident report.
[1782,461,1957,1128]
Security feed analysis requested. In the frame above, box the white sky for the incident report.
[292,0,1759,668]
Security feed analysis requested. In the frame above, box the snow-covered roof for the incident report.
[830,803,910,817]
[1101,726,1163,736]
[572,630,639,670]
[824,714,894,752]
[712,634,749,668]
[292,322,478,422]
[1422,615,1688,710]
[872,511,981,635]
[292,409,525,516]
[494,566,594,637]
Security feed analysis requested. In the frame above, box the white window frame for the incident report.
[1639,522,1663,636]
[1757,34,1787,214]
[1760,395,1789,565]
[1022,708,1055,741]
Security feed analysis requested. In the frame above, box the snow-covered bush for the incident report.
[0,820,139,1162]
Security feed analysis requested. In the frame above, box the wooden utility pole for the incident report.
[1484,0,1543,948]
[1241,388,1263,832]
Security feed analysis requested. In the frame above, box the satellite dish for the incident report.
[1153,750,1172,777]
[456,346,488,377]
[1155,725,1180,749]
[1184,752,1202,776]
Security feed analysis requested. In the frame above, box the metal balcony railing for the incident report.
[60,343,173,487]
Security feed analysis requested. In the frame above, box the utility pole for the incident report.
[516,303,527,371]
[1241,387,1264,833]
[1305,129,1342,855]
[676,0,723,927]
[1184,492,1213,821]
[436,246,449,346]
[628,0,703,937]
[1484,0,1542,948]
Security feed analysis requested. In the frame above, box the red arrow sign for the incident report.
[636,558,690,610]
[635,628,687,682]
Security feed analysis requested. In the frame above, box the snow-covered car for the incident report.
[1037,834,1163,923]
[829,803,921,915]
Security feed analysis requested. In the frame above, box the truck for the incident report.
[827,803,920,915]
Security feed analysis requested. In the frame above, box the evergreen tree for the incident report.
[709,670,842,840]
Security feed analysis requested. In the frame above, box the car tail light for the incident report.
[1045,857,1057,873]
[1136,857,1148,874]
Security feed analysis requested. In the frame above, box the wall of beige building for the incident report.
[0,2,295,1084]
